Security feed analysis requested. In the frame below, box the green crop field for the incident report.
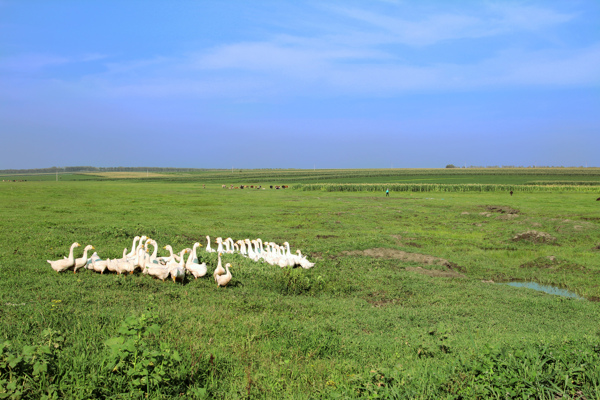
[1,169,600,399]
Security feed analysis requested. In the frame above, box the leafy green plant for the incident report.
[273,268,325,295]
[104,312,183,394]
[0,328,63,400]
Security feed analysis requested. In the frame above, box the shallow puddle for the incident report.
[504,282,585,300]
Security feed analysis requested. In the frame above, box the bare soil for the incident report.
[486,205,520,214]
[342,248,447,265]
[405,267,466,278]
[512,230,556,244]
[342,248,466,278]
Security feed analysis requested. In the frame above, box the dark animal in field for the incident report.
[270,185,273,189]
[510,191,513,196]
[597,197,600,201]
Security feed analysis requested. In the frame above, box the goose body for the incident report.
[213,252,225,281]
[74,245,95,273]
[186,243,207,278]
[158,245,180,264]
[216,237,225,254]
[116,248,136,274]
[205,236,216,253]
[91,258,108,274]
[168,249,188,282]
[126,236,142,259]
[47,242,80,272]
[146,263,170,281]
[84,251,100,270]
[216,263,232,287]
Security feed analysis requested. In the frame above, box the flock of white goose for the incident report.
[47,235,315,287]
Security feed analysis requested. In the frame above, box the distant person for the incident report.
[510,190,513,196]
[386,188,389,197]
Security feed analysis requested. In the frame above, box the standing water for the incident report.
[504,282,585,300]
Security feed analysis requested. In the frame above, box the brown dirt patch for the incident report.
[405,267,466,278]
[497,214,520,220]
[342,248,447,265]
[363,291,402,308]
[593,244,600,251]
[588,296,600,302]
[519,256,586,271]
[486,205,520,214]
[512,230,556,244]
[390,235,421,247]
[342,248,466,277]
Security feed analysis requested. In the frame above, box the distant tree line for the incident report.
[0,166,218,175]
[445,165,592,169]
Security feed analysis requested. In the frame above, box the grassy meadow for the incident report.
[1,168,600,399]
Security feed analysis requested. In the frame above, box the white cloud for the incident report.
[0,2,594,101]
[329,3,575,46]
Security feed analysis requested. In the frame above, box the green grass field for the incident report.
[1,169,599,399]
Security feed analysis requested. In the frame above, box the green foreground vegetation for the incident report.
[1,169,599,399]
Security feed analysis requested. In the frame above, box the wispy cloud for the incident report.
[0,2,594,101]
[0,52,109,73]
[329,3,575,46]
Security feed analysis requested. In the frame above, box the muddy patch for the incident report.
[405,267,466,278]
[363,291,402,308]
[497,214,520,220]
[486,205,520,214]
[519,256,586,271]
[342,248,448,266]
[342,248,466,277]
[512,230,556,244]
[390,235,421,248]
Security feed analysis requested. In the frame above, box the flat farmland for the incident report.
[1,170,599,399]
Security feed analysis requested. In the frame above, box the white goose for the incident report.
[47,242,80,273]
[186,242,207,279]
[237,240,248,257]
[245,239,257,260]
[146,260,170,281]
[216,237,225,254]
[213,252,225,282]
[216,263,233,287]
[205,236,216,253]
[168,249,188,283]
[296,250,315,269]
[91,257,108,274]
[227,238,237,254]
[126,236,142,259]
[85,251,102,270]
[158,245,180,264]
[74,245,95,273]
[116,248,136,274]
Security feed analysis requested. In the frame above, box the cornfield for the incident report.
[292,183,600,193]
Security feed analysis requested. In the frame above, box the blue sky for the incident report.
[1,0,599,169]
